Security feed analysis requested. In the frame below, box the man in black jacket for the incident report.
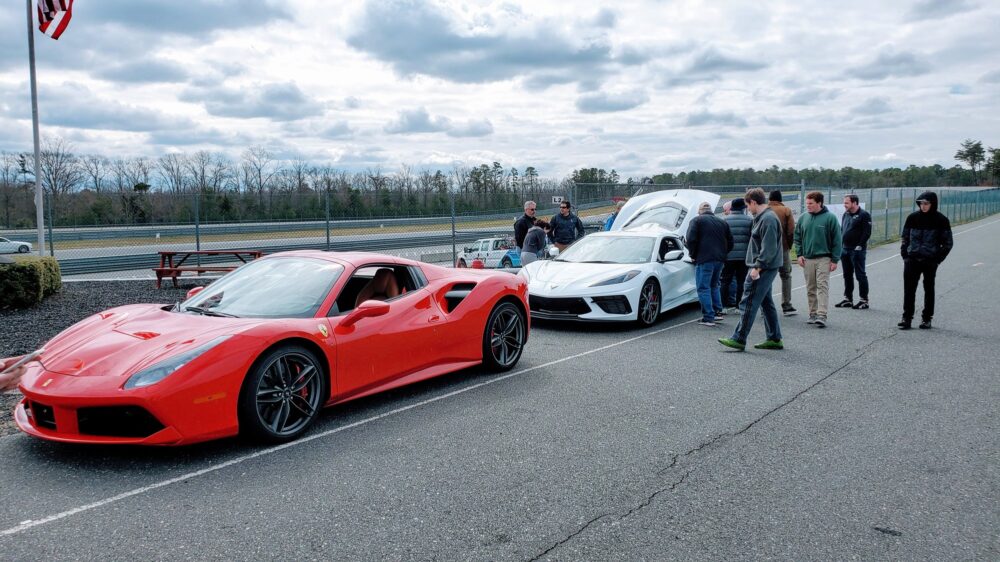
[835,194,873,310]
[549,201,585,252]
[721,197,752,311]
[898,191,953,330]
[513,200,537,250]
[686,202,734,326]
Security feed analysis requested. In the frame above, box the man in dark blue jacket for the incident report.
[686,202,734,326]
[835,194,873,310]
[721,197,752,311]
[549,201,585,252]
[898,191,953,330]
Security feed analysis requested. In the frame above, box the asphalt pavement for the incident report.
[0,215,997,560]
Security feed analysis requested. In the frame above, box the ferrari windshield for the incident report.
[556,236,654,264]
[620,202,686,231]
[181,257,344,318]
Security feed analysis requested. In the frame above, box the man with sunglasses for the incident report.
[513,200,538,251]
[549,201,585,253]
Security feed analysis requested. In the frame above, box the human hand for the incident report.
[750,268,760,281]
[830,262,838,272]
[797,256,805,267]
[0,356,27,392]
[855,246,863,251]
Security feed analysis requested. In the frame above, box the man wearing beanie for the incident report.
[686,201,734,326]
[898,191,953,330]
[768,190,797,315]
[721,197,752,311]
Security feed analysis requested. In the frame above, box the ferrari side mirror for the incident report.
[186,286,205,299]
[341,300,390,327]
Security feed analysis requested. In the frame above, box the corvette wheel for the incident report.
[636,279,661,327]
[500,257,513,268]
[239,345,326,443]
[18,245,29,253]
[482,301,526,372]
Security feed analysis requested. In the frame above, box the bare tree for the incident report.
[0,152,23,228]
[240,146,279,208]
[156,153,188,193]
[80,154,109,193]
[187,150,231,193]
[38,137,84,205]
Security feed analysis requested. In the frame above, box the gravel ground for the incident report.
[0,280,211,437]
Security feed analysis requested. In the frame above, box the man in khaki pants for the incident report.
[793,191,842,328]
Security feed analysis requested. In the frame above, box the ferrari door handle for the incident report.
[429,315,441,322]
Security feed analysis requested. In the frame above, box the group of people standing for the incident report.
[685,187,953,351]
[513,200,586,264]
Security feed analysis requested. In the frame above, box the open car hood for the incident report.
[610,189,721,236]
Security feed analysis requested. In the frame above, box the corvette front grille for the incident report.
[529,295,591,315]
[592,295,632,315]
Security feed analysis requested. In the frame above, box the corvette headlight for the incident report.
[590,270,641,287]
[124,335,231,389]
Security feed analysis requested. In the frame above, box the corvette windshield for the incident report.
[621,202,686,231]
[556,236,654,264]
[181,257,344,318]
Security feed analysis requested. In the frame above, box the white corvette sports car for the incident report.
[518,189,721,325]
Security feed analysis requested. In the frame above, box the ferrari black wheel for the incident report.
[636,279,661,327]
[239,345,326,443]
[482,301,526,372]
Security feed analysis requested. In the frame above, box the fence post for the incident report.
[193,190,201,268]
[799,179,805,215]
[46,190,54,257]
[450,190,457,267]
[324,188,331,251]
[884,189,890,240]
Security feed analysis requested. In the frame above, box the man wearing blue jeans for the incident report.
[686,202,733,327]
[719,188,784,351]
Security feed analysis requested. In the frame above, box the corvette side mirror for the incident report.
[341,300,390,327]
[662,250,684,262]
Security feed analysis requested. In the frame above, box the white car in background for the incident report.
[0,237,32,254]
[456,236,523,268]
[518,189,720,326]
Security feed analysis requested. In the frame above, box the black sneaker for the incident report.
[898,318,912,330]
[815,317,827,328]
[853,300,869,310]
[782,306,797,317]
[834,299,853,308]
[919,319,932,329]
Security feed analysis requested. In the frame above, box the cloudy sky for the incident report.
[0,0,997,179]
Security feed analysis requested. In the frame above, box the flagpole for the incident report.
[26,0,45,256]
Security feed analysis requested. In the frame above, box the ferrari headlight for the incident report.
[590,270,641,287]
[124,335,231,389]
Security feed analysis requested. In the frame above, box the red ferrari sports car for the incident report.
[14,251,529,445]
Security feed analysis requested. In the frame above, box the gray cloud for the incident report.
[785,87,841,106]
[94,58,189,84]
[85,0,292,35]
[662,47,768,87]
[575,90,649,113]
[447,119,494,138]
[148,127,253,147]
[522,73,577,91]
[182,82,324,121]
[846,50,932,80]
[591,9,617,28]
[321,121,354,139]
[907,0,978,21]
[384,107,450,134]
[852,97,892,115]
[980,69,1000,83]
[347,0,615,85]
[684,110,748,128]
[949,84,971,95]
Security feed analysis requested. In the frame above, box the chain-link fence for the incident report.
[1,184,997,277]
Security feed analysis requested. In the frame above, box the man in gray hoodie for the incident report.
[719,188,784,351]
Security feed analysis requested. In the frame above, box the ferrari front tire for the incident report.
[482,301,526,372]
[636,279,661,327]
[238,344,327,443]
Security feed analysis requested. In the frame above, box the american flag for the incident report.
[37,0,74,40]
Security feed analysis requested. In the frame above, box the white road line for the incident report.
[3,215,998,538]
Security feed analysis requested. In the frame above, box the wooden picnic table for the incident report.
[154,249,263,288]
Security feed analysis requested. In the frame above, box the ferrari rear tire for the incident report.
[18,245,29,253]
[238,344,327,443]
[482,301,526,372]
[636,279,661,327]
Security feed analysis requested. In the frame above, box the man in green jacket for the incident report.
[793,191,842,328]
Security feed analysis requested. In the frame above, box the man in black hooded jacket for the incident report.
[898,191,953,330]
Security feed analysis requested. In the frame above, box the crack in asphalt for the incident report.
[529,330,898,560]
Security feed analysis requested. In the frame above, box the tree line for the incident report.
[0,137,995,229]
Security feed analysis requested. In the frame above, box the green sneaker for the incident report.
[753,339,784,350]
[718,337,746,351]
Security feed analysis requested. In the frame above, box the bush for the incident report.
[0,256,62,310]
